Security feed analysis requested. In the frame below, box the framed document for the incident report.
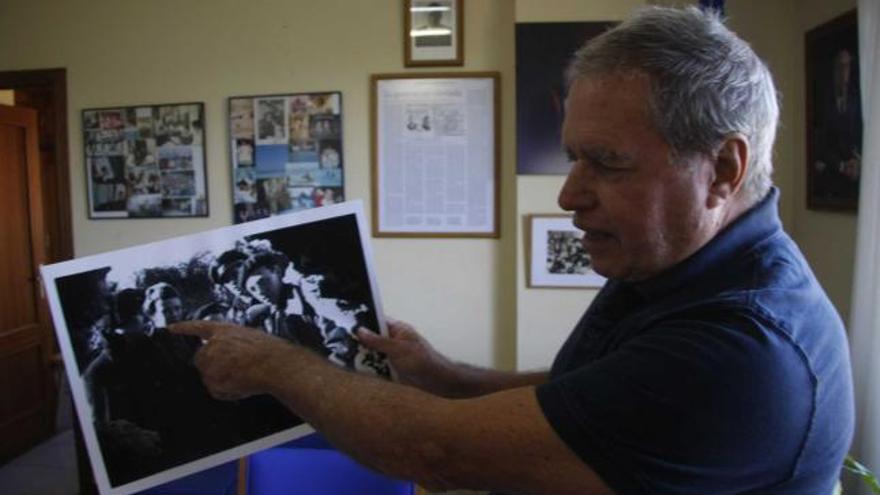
[228,92,345,224]
[371,72,499,238]
[403,0,463,67]
[526,214,606,289]
[83,102,208,219]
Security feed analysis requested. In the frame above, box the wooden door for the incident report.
[0,104,54,463]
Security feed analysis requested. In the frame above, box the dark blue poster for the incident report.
[515,22,615,175]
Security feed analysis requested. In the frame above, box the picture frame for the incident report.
[526,214,606,289]
[515,21,616,175]
[371,72,500,238]
[228,91,345,224]
[404,0,463,67]
[83,102,208,219]
[805,9,862,212]
[40,201,390,495]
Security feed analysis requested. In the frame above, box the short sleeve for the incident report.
[536,315,814,495]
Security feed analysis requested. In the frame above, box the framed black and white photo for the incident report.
[41,201,389,495]
[371,72,499,238]
[83,103,208,219]
[526,214,605,289]
[229,92,344,224]
[806,9,862,211]
[404,0,463,67]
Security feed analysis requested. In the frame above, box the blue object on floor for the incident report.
[137,459,238,494]
[247,442,414,495]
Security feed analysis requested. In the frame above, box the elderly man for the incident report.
[173,7,853,494]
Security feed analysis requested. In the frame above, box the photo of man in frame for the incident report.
[806,10,862,211]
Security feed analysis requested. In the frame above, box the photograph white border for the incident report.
[527,214,606,289]
[40,200,386,495]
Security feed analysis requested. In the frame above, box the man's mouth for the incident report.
[580,228,614,246]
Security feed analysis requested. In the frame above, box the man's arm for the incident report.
[172,321,612,495]
[356,319,547,398]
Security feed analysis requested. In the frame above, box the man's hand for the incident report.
[170,321,287,400]
[357,318,457,395]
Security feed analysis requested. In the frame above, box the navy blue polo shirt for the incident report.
[536,188,854,494]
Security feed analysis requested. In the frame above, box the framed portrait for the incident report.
[371,72,499,238]
[526,214,605,289]
[83,103,208,219]
[404,0,463,67]
[806,9,862,212]
[515,21,615,175]
[40,201,390,495]
[228,92,344,224]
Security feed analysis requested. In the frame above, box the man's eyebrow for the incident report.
[563,145,633,166]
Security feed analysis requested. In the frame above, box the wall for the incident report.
[792,0,859,326]
[513,0,647,371]
[732,0,859,326]
[0,0,861,379]
[0,0,515,370]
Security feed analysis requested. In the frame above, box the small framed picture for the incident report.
[526,214,606,289]
[805,9,862,212]
[404,0,463,67]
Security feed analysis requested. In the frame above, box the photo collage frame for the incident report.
[83,103,207,219]
[229,92,345,224]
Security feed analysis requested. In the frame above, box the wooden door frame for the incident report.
[0,68,73,262]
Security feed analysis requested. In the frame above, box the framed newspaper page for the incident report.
[40,201,390,495]
[403,0,464,67]
[526,214,606,289]
[371,72,499,238]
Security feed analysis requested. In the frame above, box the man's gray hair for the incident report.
[566,6,779,205]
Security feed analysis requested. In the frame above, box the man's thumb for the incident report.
[357,327,396,353]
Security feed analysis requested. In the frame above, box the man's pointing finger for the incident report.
[169,320,224,339]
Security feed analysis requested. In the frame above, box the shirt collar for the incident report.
[630,187,782,300]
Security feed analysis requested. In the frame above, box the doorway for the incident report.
[0,68,73,460]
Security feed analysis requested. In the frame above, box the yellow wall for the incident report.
[0,0,861,375]
[513,0,647,370]
[0,0,516,370]
[792,0,859,326]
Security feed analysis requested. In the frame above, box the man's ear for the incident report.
[708,135,749,208]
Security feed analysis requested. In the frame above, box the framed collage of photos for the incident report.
[83,103,207,219]
[526,214,605,289]
[229,92,344,224]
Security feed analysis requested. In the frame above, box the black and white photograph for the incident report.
[404,0,463,67]
[41,201,389,495]
[84,103,208,219]
[229,92,345,224]
[527,214,606,288]
[255,97,288,145]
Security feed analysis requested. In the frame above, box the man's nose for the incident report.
[557,162,597,211]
